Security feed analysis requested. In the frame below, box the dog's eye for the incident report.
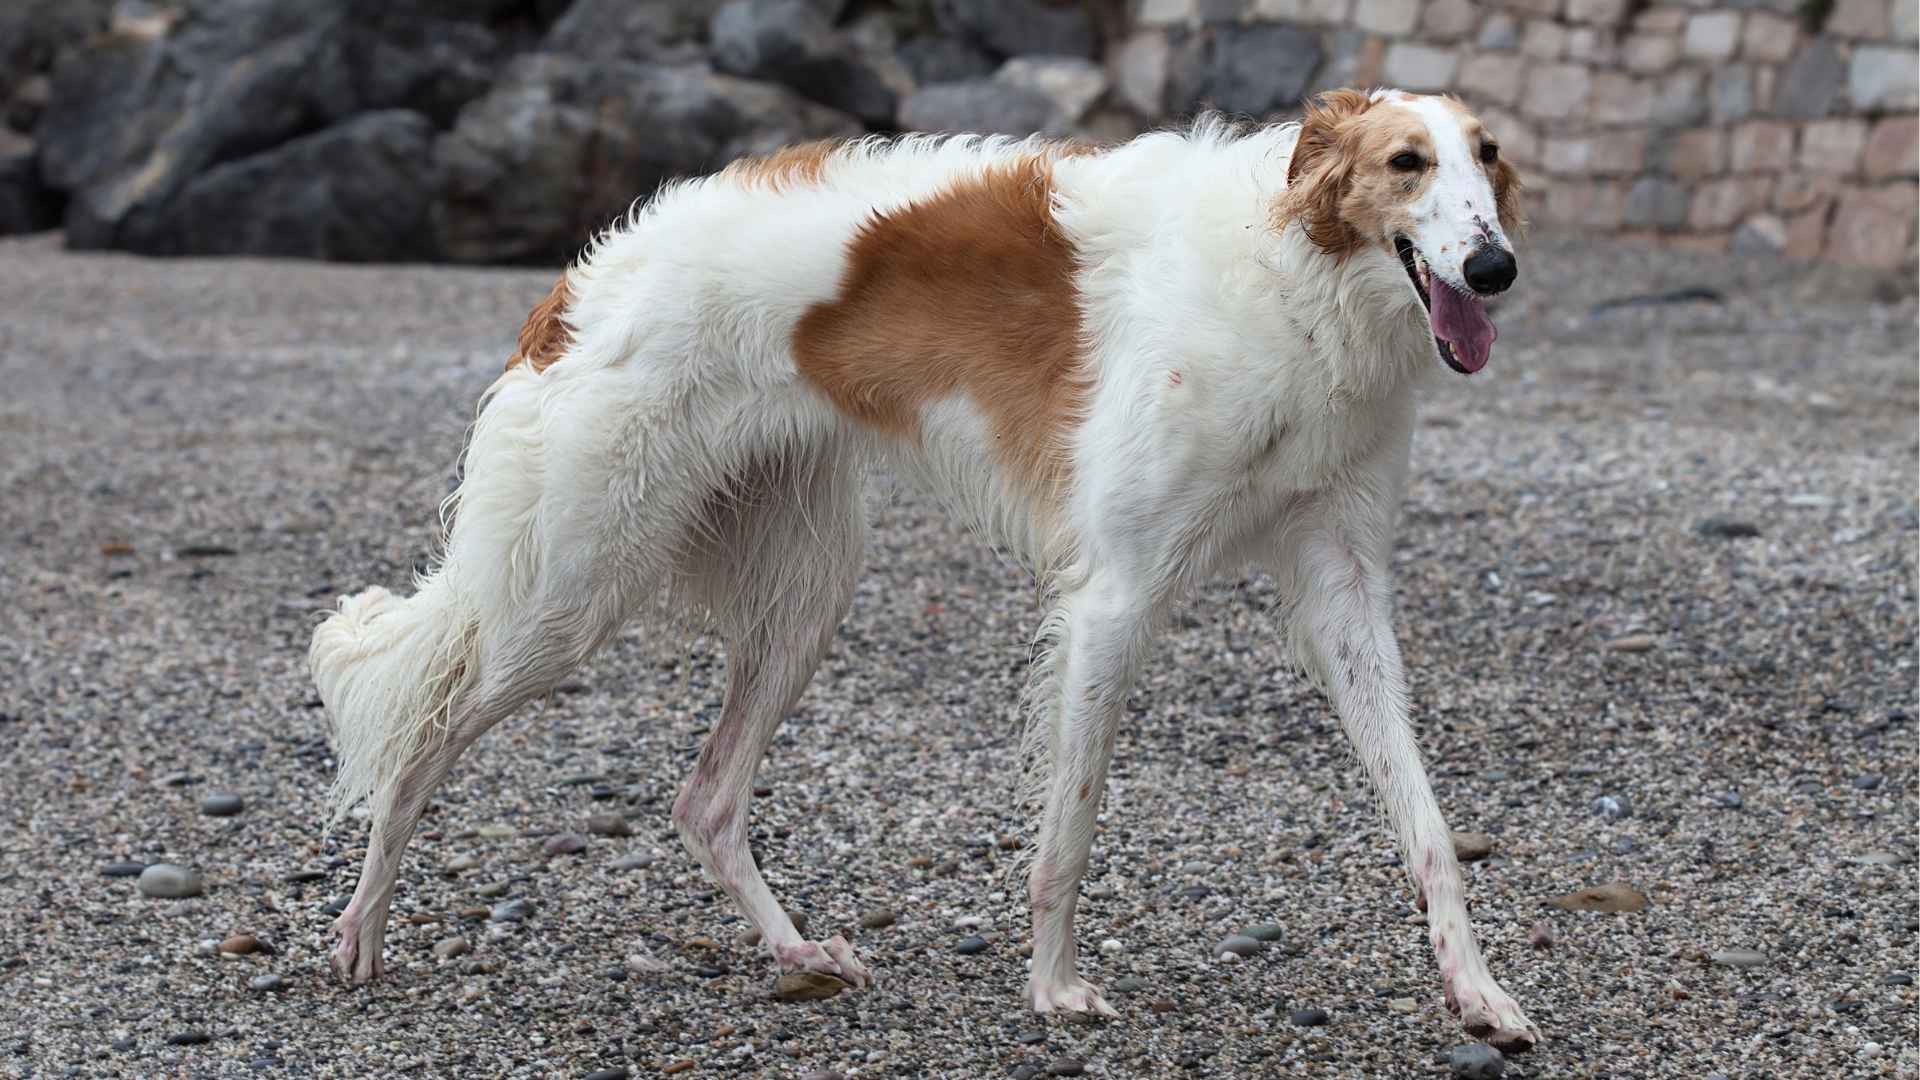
[1388,152,1423,172]
[1480,142,1499,164]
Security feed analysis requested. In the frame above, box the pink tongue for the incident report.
[1429,277,1496,373]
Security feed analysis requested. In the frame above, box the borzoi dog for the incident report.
[311,87,1537,1050]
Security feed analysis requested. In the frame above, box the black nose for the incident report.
[1463,245,1517,296]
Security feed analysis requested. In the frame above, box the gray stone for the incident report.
[1590,794,1632,819]
[1218,934,1264,957]
[899,79,1056,135]
[1110,975,1152,993]
[436,56,860,264]
[136,864,204,899]
[709,0,897,125]
[586,814,632,837]
[1448,1043,1506,1079]
[611,852,655,871]
[954,934,990,954]
[1240,923,1285,941]
[1478,14,1520,49]
[433,937,472,959]
[542,0,719,64]
[1624,178,1689,229]
[1848,45,1920,110]
[0,132,57,235]
[859,908,897,929]
[1776,37,1847,120]
[897,37,997,86]
[100,861,147,878]
[1709,65,1753,124]
[198,792,244,817]
[1650,70,1708,128]
[932,0,1097,60]
[1711,949,1768,968]
[476,881,509,898]
[489,898,533,922]
[1290,1006,1330,1026]
[1048,1059,1086,1077]
[1166,24,1324,116]
[543,831,588,856]
[995,57,1108,127]
[247,973,284,992]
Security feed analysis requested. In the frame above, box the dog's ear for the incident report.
[1278,89,1373,259]
[1491,155,1527,240]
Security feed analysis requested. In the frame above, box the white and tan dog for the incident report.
[311,87,1537,1050]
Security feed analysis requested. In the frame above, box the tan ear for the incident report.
[1278,89,1373,259]
[1492,156,1527,240]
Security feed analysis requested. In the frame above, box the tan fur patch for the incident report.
[1278,91,1436,259]
[725,140,843,191]
[505,274,573,373]
[792,156,1090,501]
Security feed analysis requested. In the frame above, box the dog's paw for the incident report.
[1030,975,1119,1018]
[774,935,872,988]
[1448,977,1538,1053]
[328,911,384,984]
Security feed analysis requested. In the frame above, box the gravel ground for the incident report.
[0,229,1915,1080]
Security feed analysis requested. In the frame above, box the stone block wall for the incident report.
[1120,0,1920,267]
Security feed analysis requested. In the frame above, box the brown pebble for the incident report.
[1551,882,1649,913]
[433,938,471,960]
[1527,920,1555,950]
[1452,831,1494,863]
[458,906,489,921]
[684,935,718,950]
[1605,633,1658,652]
[1148,998,1178,1013]
[586,814,632,838]
[662,1061,695,1075]
[218,934,260,955]
[908,855,932,869]
[542,832,588,856]
[773,971,850,1001]
[859,909,897,930]
[404,913,441,926]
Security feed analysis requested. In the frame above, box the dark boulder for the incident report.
[35,0,510,252]
[1165,24,1323,117]
[0,130,59,234]
[0,0,112,103]
[899,78,1057,135]
[709,0,896,125]
[434,57,860,265]
[896,36,998,86]
[931,0,1097,60]
[543,0,725,63]
[138,110,438,260]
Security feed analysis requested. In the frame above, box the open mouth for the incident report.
[1395,236,1495,375]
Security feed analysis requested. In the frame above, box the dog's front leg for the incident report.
[1026,572,1154,1018]
[1288,530,1540,1053]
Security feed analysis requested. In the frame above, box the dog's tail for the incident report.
[310,575,480,825]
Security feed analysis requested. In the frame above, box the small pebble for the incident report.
[955,934,989,955]
[1527,921,1555,950]
[1711,949,1767,969]
[248,973,284,992]
[1452,832,1494,863]
[489,898,533,922]
[585,814,631,837]
[1853,775,1882,790]
[1048,1058,1086,1077]
[1217,934,1263,958]
[859,908,896,930]
[1388,997,1417,1013]
[1883,972,1913,985]
[136,864,204,899]
[1239,924,1285,942]
[773,971,849,1001]
[476,881,508,898]
[111,1038,135,1051]
[582,1069,630,1080]
[626,952,670,975]
[662,1061,694,1075]
[1099,938,1122,953]
[1447,1043,1505,1079]
[1590,795,1630,819]
[542,832,587,856]
[1550,882,1648,913]
[1696,516,1761,539]
[218,934,261,955]
[433,938,471,960]
[100,862,147,878]
[798,1072,843,1080]
[610,852,654,871]
[1110,976,1150,994]
[1289,1007,1330,1026]
[284,869,326,883]
[1604,633,1657,652]
[477,823,516,839]
[199,793,244,817]
[167,1031,213,1046]
[445,854,479,872]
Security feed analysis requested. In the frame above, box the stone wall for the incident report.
[1121,0,1920,267]
[2,0,1913,267]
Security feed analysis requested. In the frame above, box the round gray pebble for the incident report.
[1218,934,1263,957]
[1110,975,1151,994]
[1591,794,1630,819]
[1711,949,1767,968]
[610,852,653,871]
[167,1031,213,1046]
[859,908,896,929]
[248,974,284,992]
[1448,1043,1506,1079]
[100,862,147,878]
[199,793,244,816]
[1240,924,1285,942]
[1048,1058,1085,1077]
[582,1069,630,1080]
[542,832,587,856]
[955,934,988,955]
[1289,1007,1329,1026]
[489,898,533,922]
[136,864,204,899]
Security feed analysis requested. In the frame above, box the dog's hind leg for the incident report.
[313,368,670,983]
[1283,523,1540,1053]
[670,447,871,985]
[1025,571,1157,1017]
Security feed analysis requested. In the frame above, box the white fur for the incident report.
[309,96,1538,1049]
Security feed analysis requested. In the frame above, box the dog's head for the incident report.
[1276,89,1525,375]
